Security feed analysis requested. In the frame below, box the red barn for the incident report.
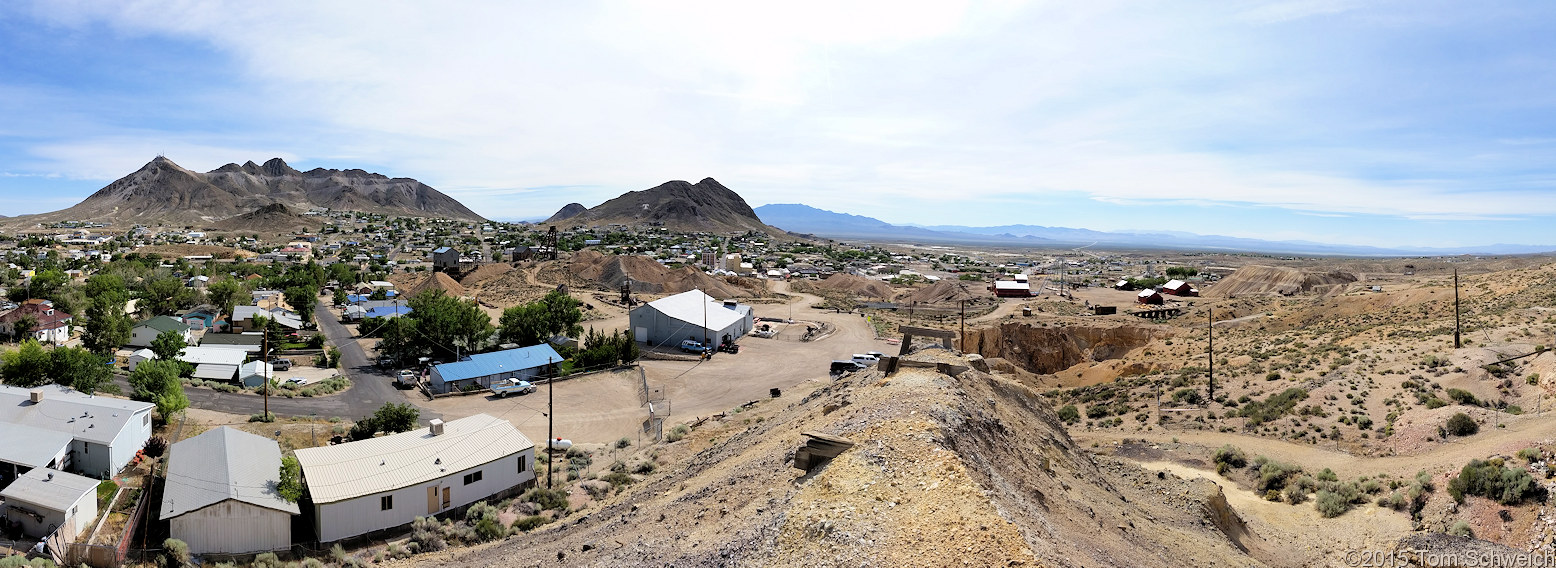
[1136,289,1164,305]
[1162,279,1198,297]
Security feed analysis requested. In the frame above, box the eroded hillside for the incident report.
[406,348,1265,567]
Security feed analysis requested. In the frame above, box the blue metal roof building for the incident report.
[364,305,412,319]
[428,344,563,394]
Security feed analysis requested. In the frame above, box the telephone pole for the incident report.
[546,357,554,489]
[262,330,270,418]
[1207,307,1214,404]
[1454,269,1462,349]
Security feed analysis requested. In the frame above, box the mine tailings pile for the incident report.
[961,322,1159,375]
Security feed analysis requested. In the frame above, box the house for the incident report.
[991,280,1033,298]
[129,316,193,348]
[0,467,100,541]
[1137,289,1164,305]
[0,385,155,479]
[1114,279,1134,291]
[293,414,536,542]
[628,289,754,350]
[365,305,412,320]
[231,306,303,332]
[1162,279,1198,297]
[178,307,225,333]
[0,423,74,487]
[427,344,562,394]
[198,333,264,354]
[127,348,157,371]
[161,427,299,554]
[178,347,249,382]
[0,299,73,344]
[237,361,275,388]
[431,247,459,272]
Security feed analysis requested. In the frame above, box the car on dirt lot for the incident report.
[268,357,292,371]
[679,339,710,353]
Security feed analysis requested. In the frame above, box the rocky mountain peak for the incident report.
[261,157,299,177]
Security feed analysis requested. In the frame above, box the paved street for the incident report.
[119,298,437,421]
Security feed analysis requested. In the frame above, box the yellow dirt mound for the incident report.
[803,273,895,300]
[1204,264,1356,298]
[403,271,468,298]
[897,279,981,304]
[568,250,748,297]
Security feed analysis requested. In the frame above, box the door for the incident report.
[442,487,451,509]
[635,327,648,343]
[427,486,439,514]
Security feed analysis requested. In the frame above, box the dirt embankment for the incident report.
[1204,265,1357,298]
[896,279,984,304]
[962,322,1162,377]
[791,273,895,300]
[567,250,758,298]
[410,352,1259,567]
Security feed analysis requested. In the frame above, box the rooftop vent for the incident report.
[29,389,43,403]
[429,419,445,436]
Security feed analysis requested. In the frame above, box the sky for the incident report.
[2,1,1556,249]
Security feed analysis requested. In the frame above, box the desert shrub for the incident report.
[1172,388,1203,405]
[583,482,611,499]
[249,412,276,423]
[1445,413,1478,437]
[1425,397,1448,409]
[1284,482,1308,504]
[330,543,349,564]
[250,552,282,568]
[1086,404,1112,419]
[1315,490,1351,517]
[1240,388,1309,426]
[410,516,447,553]
[633,461,657,475]
[1446,388,1480,406]
[301,559,327,568]
[1519,448,1542,462]
[513,515,549,531]
[1448,520,1474,538]
[1057,405,1080,423]
[522,487,570,511]
[616,436,632,449]
[601,471,635,488]
[1213,444,1247,469]
[467,502,509,542]
[465,500,499,524]
[1448,459,1542,505]
[162,538,191,568]
[1355,416,1373,430]
[665,424,690,442]
[1316,468,1338,482]
[1254,457,1301,492]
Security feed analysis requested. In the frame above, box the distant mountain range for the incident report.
[545,178,778,234]
[752,203,1555,256]
[8,156,483,226]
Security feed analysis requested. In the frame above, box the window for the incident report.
[380,495,393,510]
[143,414,150,427]
[462,471,483,485]
[517,455,528,473]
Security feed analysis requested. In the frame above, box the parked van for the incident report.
[851,354,879,366]
[830,360,866,375]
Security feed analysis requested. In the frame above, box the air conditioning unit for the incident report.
[429,419,445,436]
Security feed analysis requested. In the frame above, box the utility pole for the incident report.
[262,330,270,419]
[959,299,966,352]
[1208,307,1214,404]
[1454,269,1462,349]
[546,357,554,489]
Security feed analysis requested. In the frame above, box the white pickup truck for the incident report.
[489,378,537,397]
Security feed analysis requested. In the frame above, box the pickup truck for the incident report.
[489,378,537,397]
[679,339,710,353]
[396,369,418,387]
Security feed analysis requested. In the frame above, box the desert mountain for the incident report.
[551,178,774,233]
[543,202,587,223]
[212,203,323,234]
[16,156,482,226]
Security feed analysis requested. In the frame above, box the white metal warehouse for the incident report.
[160,427,299,554]
[628,289,754,349]
[294,414,536,543]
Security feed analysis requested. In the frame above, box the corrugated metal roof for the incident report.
[193,363,238,381]
[0,385,153,445]
[0,467,99,512]
[432,345,562,383]
[0,423,73,468]
[179,347,248,366]
[161,427,299,518]
[993,281,1030,290]
[639,289,745,330]
[294,414,533,504]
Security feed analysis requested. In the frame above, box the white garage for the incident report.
[161,427,298,554]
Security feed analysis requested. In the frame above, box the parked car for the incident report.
[268,357,292,371]
[679,339,710,353]
[830,360,866,375]
[851,354,879,366]
[285,377,310,385]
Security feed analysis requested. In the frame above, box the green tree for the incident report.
[284,286,316,326]
[82,277,133,355]
[128,359,187,418]
[372,402,421,434]
[332,288,349,307]
[10,314,36,342]
[277,455,305,503]
[26,268,69,299]
[369,288,388,301]
[0,339,52,386]
[405,290,492,361]
[205,278,245,317]
[149,329,187,363]
[50,346,112,394]
[498,289,583,347]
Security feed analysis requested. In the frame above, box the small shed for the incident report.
[0,467,100,541]
[127,348,157,371]
[237,361,275,389]
[1162,279,1198,297]
[162,427,299,554]
[992,280,1032,297]
[1137,289,1164,305]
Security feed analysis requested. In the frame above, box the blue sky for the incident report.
[2,1,1556,249]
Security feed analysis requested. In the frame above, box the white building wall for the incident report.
[170,500,292,554]
[1,490,94,541]
[312,449,534,542]
[107,409,153,477]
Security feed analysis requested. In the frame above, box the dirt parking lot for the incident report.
[421,284,897,444]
